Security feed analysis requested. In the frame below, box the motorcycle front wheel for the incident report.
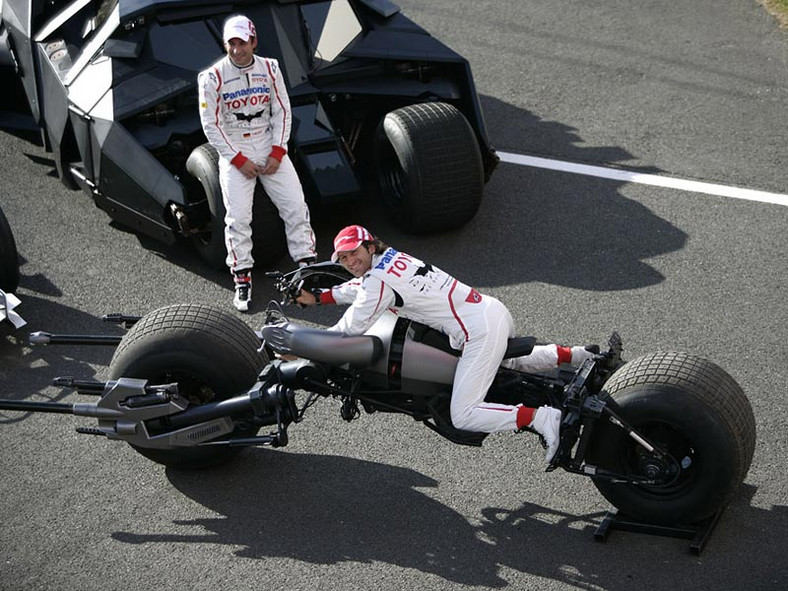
[585,351,755,525]
[109,304,268,469]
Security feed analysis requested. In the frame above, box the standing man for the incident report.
[296,225,600,463]
[199,14,317,311]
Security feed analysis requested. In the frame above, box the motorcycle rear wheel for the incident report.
[586,351,755,525]
[109,304,267,469]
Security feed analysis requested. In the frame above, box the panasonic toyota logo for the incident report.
[222,86,270,100]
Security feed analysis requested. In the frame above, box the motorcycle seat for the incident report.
[409,321,536,359]
[503,336,537,359]
[261,322,383,367]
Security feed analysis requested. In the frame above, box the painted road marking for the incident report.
[498,152,788,207]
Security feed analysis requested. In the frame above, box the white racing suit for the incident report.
[319,248,592,433]
[198,55,316,272]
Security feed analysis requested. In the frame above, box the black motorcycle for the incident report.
[0,262,755,528]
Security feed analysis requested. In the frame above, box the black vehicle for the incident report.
[0,201,19,293]
[0,201,25,328]
[0,263,757,530]
[0,0,498,268]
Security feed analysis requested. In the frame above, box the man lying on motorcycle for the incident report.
[295,225,598,463]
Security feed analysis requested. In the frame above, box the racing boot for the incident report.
[233,270,252,312]
[530,406,561,464]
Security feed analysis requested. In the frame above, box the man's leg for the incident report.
[259,155,317,263]
[502,344,597,373]
[450,304,519,433]
[449,301,562,462]
[219,161,256,311]
[219,160,256,273]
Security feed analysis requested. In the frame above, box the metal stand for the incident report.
[594,507,724,555]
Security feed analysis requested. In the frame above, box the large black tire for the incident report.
[374,102,483,234]
[108,304,268,469]
[586,352,756,525]
[186,144,226,269]
[185,143,287,271]
[0,203,20,293]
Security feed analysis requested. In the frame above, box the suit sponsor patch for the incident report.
[465,288,482,303]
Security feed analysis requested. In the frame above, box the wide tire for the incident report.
[186,143,287,271]
[586,352,755,524]
[185,144,226,270]
[0,203,20,293]
[374,102,483,234]
[109,304,267,469]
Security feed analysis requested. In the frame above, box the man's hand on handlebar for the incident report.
[294,289,318,307]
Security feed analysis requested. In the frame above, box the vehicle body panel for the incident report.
[1,0,496,245]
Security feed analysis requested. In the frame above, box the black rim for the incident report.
[156,371,216,404]
[618,421,697,496]
[377,136,406,209]
[193,228,214,248]
[141,370,217,436]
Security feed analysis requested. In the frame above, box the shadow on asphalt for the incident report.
[0,293,122,422]
[12,95,687,295]
[108,452,780,589]
[450,95,686,291]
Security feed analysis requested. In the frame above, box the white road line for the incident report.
[498,151,788,207]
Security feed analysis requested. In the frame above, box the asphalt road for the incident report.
[1,1,787,589]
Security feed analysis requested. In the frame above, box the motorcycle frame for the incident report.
[0,316,672,486]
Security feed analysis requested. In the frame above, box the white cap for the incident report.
[223,15,256,43]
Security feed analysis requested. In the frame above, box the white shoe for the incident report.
[530,406,561,464]
[233,273,252,312]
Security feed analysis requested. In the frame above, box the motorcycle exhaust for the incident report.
[29,331,122,346]
[165,383,295,429]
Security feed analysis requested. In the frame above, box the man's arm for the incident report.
[295,277,363,306]
[198,66,249,167]
[329,276,396,335]
[265,58,292,163]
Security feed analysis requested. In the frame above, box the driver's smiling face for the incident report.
[225,36,257,67]
[337,244,374,277]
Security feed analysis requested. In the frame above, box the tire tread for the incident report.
[587,351,756,522]
[379,102,483,233]
[605,352,756,481]
[109,304,266,469]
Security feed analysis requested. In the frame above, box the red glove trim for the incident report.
[319,290,336,305]
[269,145,286,162]
[231,152,248,168]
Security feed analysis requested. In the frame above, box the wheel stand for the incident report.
[593,507,724,555]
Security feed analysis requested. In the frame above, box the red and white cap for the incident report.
[223,15,256,43]
[331,225,373,262]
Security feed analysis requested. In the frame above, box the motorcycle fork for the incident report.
[551,359,675,484]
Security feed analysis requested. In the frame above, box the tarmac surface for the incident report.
[1,1,787,589]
